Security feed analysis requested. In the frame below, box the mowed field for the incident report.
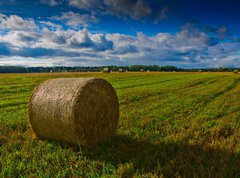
[0,72,240,177]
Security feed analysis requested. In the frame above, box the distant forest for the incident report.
[0,65,237,73]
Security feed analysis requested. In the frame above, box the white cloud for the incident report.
[51,11,98,28]
[0,14,38,31]
[39,21,62,30]
[0,27,113,53]
[0,31,41,48]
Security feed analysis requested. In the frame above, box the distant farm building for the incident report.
[118,68,125,72]
[147,70,150,72]
[140,69,144,72]
[103,68,111,73]
[234,70,238,74]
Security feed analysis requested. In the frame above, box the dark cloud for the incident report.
[154,6,169,23]
[15,32,41,43]
[68,0,152,20]
[95,35,113,51]
[9,47,103,58]
[70,31,95,48]
[183,22,233,42]
[13,47,58,57]
[67,0,174,22]
[43,31,67,44]
[114,44,138,54]
[104,0,151,20]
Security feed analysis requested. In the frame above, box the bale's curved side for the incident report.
[29,78,119,145]
[72,78,119,145]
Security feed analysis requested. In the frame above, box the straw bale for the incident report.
[29,78,119,145]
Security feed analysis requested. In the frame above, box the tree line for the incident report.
[0,65,237,73]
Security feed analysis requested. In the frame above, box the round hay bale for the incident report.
[29,78,119,145]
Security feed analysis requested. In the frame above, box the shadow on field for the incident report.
[79,135,240,177]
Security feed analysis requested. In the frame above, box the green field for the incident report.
[0,72,240,177]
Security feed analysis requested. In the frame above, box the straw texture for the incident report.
[29,78,119,145]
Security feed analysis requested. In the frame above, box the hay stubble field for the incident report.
[0,72,240,177]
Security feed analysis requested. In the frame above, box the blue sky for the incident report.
[0,0,240,68]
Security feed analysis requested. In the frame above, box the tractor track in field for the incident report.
[202,77,240,104]
[116,75,215,90]
[0,88,32,95]
[184,77,240,120]
[120,76,240,122]
[120,76,222,105]
[116,77,184,90]
[0,101,28,109]
[174,76,224,93]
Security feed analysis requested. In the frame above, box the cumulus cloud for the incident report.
[0,26,114,58]
[0,14,38,31]
[51,11,98,28]
[106,26,240,67]
[0,31,41,48]
[39,21,62,30]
